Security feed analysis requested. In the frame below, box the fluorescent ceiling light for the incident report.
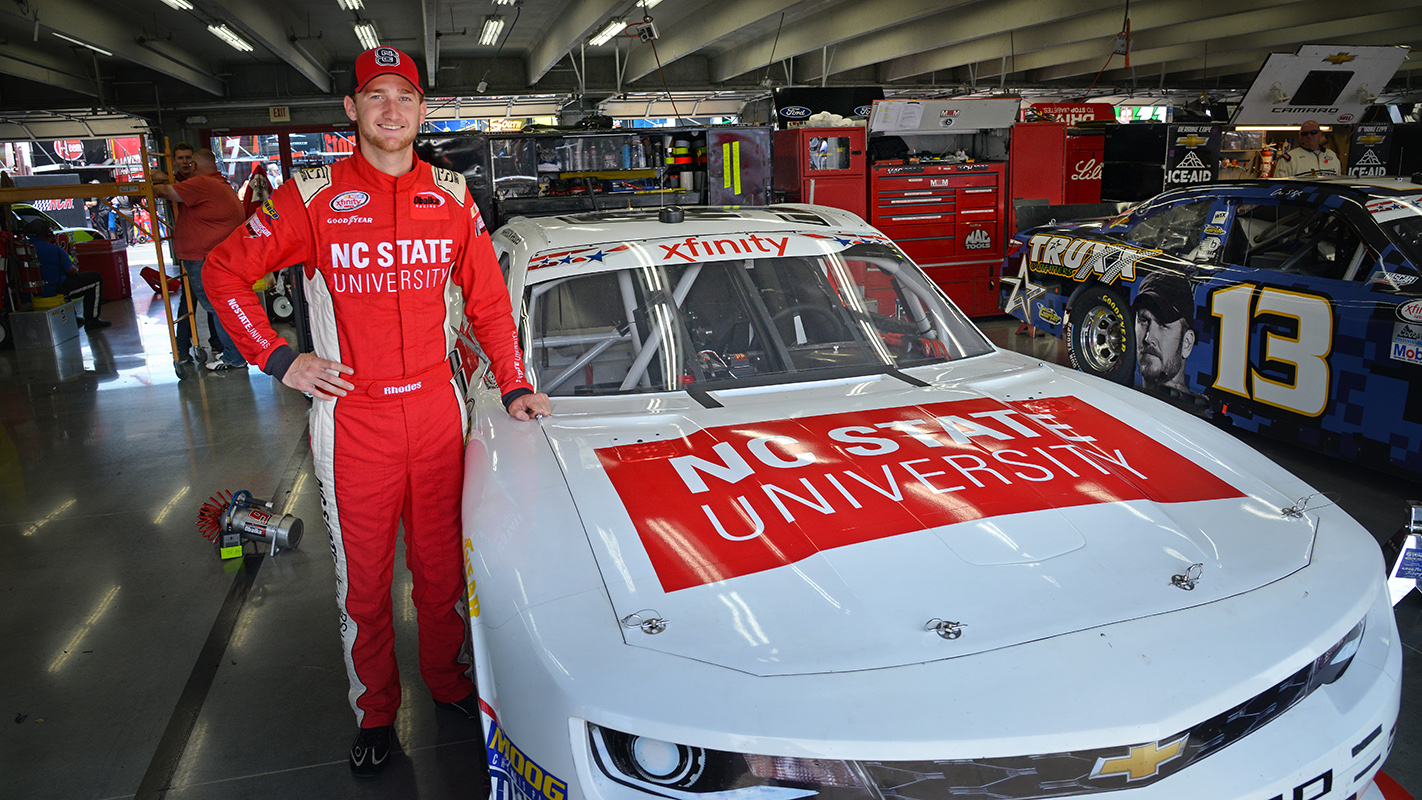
[338,0,364,9]
[492,0,517,5]
[53,32,113,57]
[479,16,505,46]
[639,0,663,8]
[589,19,626,46]
[208,23,253,52]
[354,21,380,50]
[160,0,194,9]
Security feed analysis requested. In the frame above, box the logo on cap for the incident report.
[375,47,400,66]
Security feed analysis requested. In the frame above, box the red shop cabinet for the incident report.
[1065,129,1105,204]
[1007,122,1067,235]
[773,127,867,220]
[868,162,1005,317]
[75,238,131,301]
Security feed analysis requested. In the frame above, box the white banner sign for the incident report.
[1231,45,1407,127]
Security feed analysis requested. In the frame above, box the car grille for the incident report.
[858,663,1312,799]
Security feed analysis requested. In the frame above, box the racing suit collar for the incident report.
[347,143,427,190]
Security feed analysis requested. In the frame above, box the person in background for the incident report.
[172,143,198,181]
[203,45,551,778]
[152,148,250,370]
[84,181,108,232]
[25,219,110,330]
[1273,121,1341,178]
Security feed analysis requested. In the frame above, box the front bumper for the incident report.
[559,582,1402,800]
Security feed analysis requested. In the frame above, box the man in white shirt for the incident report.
[1273,121,1341,177]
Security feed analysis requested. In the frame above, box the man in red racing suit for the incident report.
[203,45,550,777]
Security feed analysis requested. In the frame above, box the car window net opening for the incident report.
[525,243,990,396]
[1231,201,1367,280]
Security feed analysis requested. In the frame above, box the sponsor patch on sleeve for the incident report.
[244,213,272,238]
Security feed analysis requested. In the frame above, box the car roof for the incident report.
[1271,175,1422,194]
[1157,176,1422,200]
[499,204,874,253]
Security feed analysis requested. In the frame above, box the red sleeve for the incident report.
[203,182,315,371]
[171,174,208,205]
[454,192,532,396]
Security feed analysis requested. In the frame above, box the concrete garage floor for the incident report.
[0,243,1417,799]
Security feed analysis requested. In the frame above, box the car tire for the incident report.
[1066,284,1135,385]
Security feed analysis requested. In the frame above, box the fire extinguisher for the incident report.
[1259,147,1274,179]
[3,232,43,294]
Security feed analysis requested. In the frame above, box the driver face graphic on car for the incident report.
[1132,271,1197,395]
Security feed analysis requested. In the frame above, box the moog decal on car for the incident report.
[597,397,1244,591]
[487,717,568,800]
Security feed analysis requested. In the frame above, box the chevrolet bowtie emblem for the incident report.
[1175,135,1209,148]
[1091,734,1189,781]
[1323,52,1356,64]
[1357,134,1385,146]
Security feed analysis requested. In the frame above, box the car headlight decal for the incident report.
[595,726,745,793]
[743,754,865,789]
[631,736,704,785]
[1309,619,1366,690]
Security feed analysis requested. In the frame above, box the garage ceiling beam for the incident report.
[798,0,1153,84]
[876,0,1312,83]
[0,45,101,98]
[1117,28,1422,86]
[526,0,621,86]
[196,0,333,93]
[1014,5,1422,84]
[0,0,224,95]
[708,0,975,84]
[422,0,439,89]
[618,0,820,85]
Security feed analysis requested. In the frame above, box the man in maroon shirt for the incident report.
[155,148,249,369]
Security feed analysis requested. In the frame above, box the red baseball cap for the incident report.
[353,46,423,94]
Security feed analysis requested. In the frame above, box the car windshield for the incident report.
[525,242,990,396]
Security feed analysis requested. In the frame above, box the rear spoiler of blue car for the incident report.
[1012,200,1135,236]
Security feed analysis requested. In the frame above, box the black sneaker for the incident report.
[349,725,394,777]
[434,692,479,721]
[84,318,112,330]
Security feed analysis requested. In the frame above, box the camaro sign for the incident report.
[598,397,1244,591]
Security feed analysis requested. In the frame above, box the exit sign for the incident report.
[269,106,291,123]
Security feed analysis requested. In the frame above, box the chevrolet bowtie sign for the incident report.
[1091,734,1189,781]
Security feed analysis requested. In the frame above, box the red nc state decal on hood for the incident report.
[597,397,1244,592]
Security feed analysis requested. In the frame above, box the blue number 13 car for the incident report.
[1001,176,1422,477]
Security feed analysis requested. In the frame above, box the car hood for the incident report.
[540,359,1316,677]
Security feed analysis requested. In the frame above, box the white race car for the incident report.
[460,205,1402,800]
